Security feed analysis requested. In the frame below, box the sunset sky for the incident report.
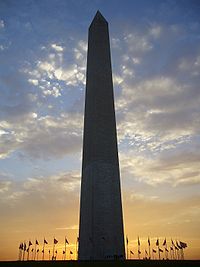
[0,0,200,261]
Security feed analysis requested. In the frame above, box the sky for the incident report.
[0,0,200,261]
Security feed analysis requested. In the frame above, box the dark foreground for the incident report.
[0,260,199,267]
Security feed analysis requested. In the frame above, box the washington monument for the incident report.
[78,11,125,260]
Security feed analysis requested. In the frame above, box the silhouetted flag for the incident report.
[126,236,128,245]
[138,237,140,246]
[159,248,163,252]
[65,238,69,244]
[130,250,134,255]
[70,251,73,254]
[36,240,39,245]
[44,239,48,244]
[54,238,58,244]
[180,241,187,248]
[29,241,32,246]
[148,237,150,246]
[152,249,156,253]
[156,239,159,246]
[176,241,182,249]
[163,238,166,246]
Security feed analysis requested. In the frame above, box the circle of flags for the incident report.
[18,237,78,261]
[18,236,187,261]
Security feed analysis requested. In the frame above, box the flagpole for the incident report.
[138,237,140,260]
[76,238,78,260]
[65,236,66,261]
[52,238,55,261]
[22,241,26,261]
[165,243,167,259]
[42,238,45,260]
[27,242,29,261]
[126,236,128,260]
[34,240,36,260]
[157,238,160,260]
[18,244,22,261]
[148,237,151,260]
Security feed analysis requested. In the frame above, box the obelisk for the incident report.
[78,11,125,260]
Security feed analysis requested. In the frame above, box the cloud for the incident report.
[120,147,200,187]
[0,169,80,213]
[0,19,4,29]
[0,113,83,159]
[0,180,11,193]
[51,43,64,52]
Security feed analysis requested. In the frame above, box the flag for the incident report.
[156,239,159,246]
[36,240,39,245]
[54,238,58,244]
[138,237,140,246]
[63,251,65,254]
[180,241,187,248]
[165,248,169,252]
[176,241,182,249]
[29,241,32,246]
[130,250,134,255]
[126,236,128,245]
[138,250,141,254]
[65,238,69,244]
[152,249,156,253]
[44,239,48,244]
[159,248,163,252]
[70,251,73,254]
[148,237,150,246]
[163,238,166,246]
